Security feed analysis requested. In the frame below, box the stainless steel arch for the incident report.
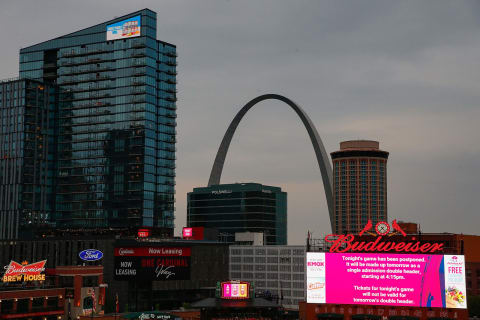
[208,94,334,231]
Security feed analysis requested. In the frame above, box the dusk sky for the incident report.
[1,0,479,244]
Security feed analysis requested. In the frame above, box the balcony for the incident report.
[59,92,111,102]
[59,75,114,85]
[131,51,146,58]
[164,88,177,94]
[64,66,115,76]
[132,41,146,49]
[129,96,146,104]
[43,62,57,69]
[61,48,112,58]
[165,61,177,67]
[60,57,115,67]
[131,88,145,95]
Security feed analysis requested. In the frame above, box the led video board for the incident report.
[114,247,191,281]
[306,252,467,309]
[106,15,141,41]
[221,281,249,299]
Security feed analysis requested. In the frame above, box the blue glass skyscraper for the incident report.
[0,79,57,239]
[18,9,176,236]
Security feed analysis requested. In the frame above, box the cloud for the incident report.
[1,0,479,243]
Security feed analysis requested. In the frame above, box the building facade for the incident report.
[14,9,176,236]
[0,264,105,320]
[330,140,389,234]
[188,183,287,245]
[229,245,305,310]
[0,78,57,239]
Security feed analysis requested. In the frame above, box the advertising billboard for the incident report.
[221,281,250,299]
[306,252,467,309]
[106,15,141,41]
[114,247,191,281]
[2,260,46,282]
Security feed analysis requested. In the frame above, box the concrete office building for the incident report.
[330,140,389,234]
[4,9,177,238]
[187,183,287,245]
[229,245,305,310]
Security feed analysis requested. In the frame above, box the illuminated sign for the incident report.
[182,228,192,238]
[211,190,232,195]
[221,281,250,299]
[106,15,141,41]
[2,260,46,282]
[306,252,467,309]
[138,228,151,238]
[114,247,191,281]
[182,227,205,240]
[79,249,103,261]
[325,220,444,253]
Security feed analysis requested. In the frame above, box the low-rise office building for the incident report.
[229,245,305,310]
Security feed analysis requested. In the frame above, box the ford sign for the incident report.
[79,249,103,261]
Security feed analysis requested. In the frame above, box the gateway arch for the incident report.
[208,94,334,231]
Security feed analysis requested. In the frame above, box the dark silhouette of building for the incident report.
[0,78,57,239]
[188,183,287,245]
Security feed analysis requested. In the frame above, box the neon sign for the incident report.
[325,220,444,254]
[138,228,151,238]
[2,260,46,282]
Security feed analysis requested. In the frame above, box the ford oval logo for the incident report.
[79,249,103,261]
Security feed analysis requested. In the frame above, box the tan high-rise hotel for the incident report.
[330,140,389,234]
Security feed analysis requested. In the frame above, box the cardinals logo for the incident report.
[2,260,46,282]
[359,219,406,237]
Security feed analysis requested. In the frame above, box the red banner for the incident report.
[114,247,191,257]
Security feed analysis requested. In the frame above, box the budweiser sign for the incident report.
[325,220,444,254]
[2,260,47,282]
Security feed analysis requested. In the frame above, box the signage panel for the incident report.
[306,252,467,309]
[182,227,205,240]
[2,260,46,282]
[114,247,191,281]
[182,228,192,238]
[79,249,103,261]
[221,281,250,299]
[106,15,141,41]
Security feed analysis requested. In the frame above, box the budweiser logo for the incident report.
[325,220,444,254]
[2,260,46,282]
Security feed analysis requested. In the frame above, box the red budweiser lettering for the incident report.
[4,260,46,276]
[325,234,444,253]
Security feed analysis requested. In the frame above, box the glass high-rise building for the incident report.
[330,140,389,234]
[17,9,176,236]
[0,79,57,239]
[187,183,287,245]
